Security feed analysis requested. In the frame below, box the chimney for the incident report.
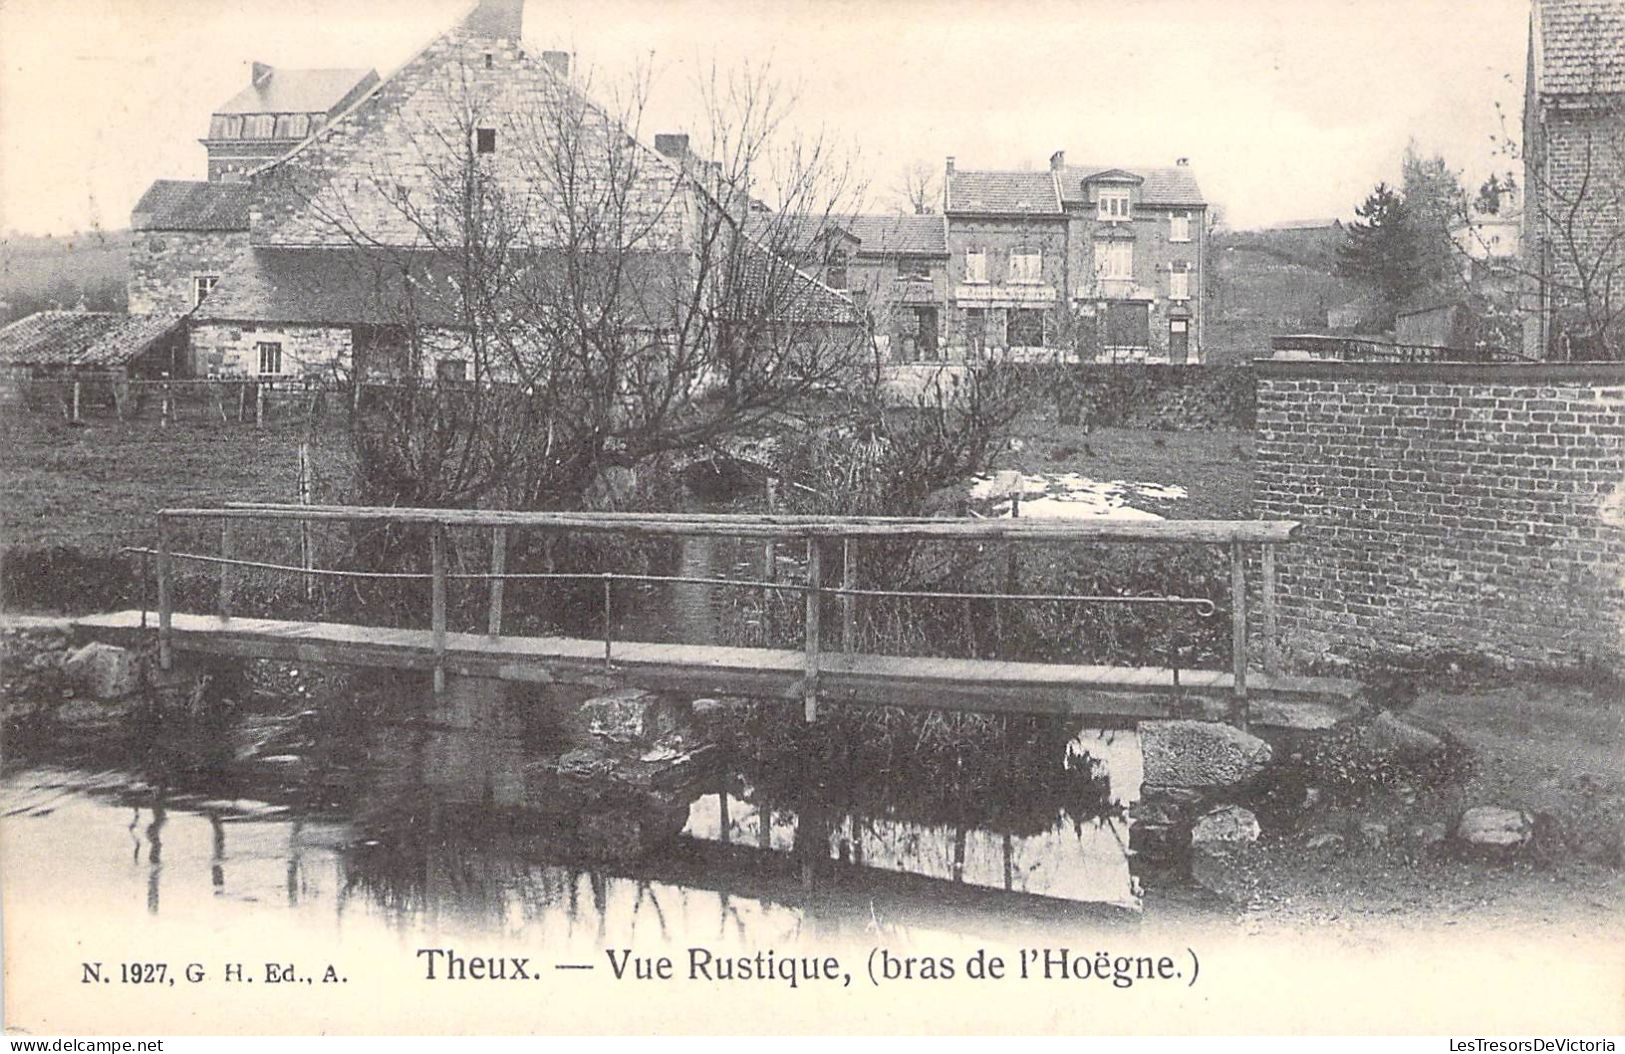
[540,50,571,77]
[251,61,273,86]
[945,156,955,175]
[463,0,524,40]
[1176,157,1189,166]
[654,133,690,161]
[1049,149,1066,171]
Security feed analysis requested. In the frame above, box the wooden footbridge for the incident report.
[76,504,1360,727]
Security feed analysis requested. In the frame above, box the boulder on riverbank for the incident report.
[1140,720,1272,792]
[1455,805,1534,853]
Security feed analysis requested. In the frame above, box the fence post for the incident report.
[1261,542,1278,675]
[763,476,778,641]
[218,517,235,620]
[487,525,507,638]
[430,523,446,695]
[1230,539,1249,731]
[160,381,172,429]
[803,536,821,723]
[298,443,314,601]
[71,379,81,423]
[840,537,856,652]
[255,383,265,430]
[157,514,173,672]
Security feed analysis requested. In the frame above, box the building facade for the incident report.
[1521,0,1625,360]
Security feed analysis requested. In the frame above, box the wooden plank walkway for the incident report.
[75,610,1361,722]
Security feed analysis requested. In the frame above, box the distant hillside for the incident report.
[0,230,129,323]
[1205,224,1369,363]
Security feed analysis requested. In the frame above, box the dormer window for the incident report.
[1097,187,1132,221]
[476,127,496,154]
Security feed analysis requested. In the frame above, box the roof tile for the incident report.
[132,180,255,231]
[946,171,1063,214]
[0,311,185,368]
[1536,0,1625,95]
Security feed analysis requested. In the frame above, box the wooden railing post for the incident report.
[803,536,821,723]
[430,523,447,694]
[1261,542,1279,675]
[487,525,507,638]
[157,514,173,671]
[218,517,235,620]
[1230,539,1249,731]
[840,538,856,652]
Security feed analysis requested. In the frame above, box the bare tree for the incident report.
[895,161,942,216]
[260,57,873,508]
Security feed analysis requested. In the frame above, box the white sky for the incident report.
[0,0,1530,235]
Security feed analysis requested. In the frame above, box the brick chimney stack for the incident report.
[945,156,955,175]
[1176,157,1189,166]
[463,0,524,39]
[1049,149,1066,171]
[251,61,273,86]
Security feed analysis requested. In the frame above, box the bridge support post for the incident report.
[803,537,821,723]
[431,524,447,695]
[840,538,856,652]
[1230,539,1249,731]
[487,525,507,638]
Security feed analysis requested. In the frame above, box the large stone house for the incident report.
[1521,0,1625,359]
[97,0,854,385]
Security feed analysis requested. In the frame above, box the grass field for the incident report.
[0,412,355,553]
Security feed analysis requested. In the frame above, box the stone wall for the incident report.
[128,229,249,317]
[1255,361,1625,671]
[191,322,352,379]
[253,26,687,254]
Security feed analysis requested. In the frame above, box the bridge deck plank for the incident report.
[73,610,1361,721]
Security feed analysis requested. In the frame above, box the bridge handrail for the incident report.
[147,503,1298,728]
[159,502,1302,544]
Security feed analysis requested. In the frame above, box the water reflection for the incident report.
[4,695,1153,948]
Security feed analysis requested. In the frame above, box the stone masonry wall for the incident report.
[191,322,352,380]
[253,26,687,254]
[128,230,250,316]
[1255,361,1625,670]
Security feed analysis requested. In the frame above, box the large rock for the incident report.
[62,642,140,700]
[1140,720,1272,791]
[1190,805,1261,850]
[1456,806,1534,851]
[578,688,681,746]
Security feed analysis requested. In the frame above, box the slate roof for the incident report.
[0,311,185,368]
[195,248,468,327]
[845,214,949,256]
[945,170,1063,214]
[195,245,860,328]
[1055,164,1207,207]
[214,68,380,115]
[132,180,256,231]
[747,213,949,257]
[1534,0,1625,95]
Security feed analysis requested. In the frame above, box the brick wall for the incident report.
[1256,361,1625,670]
[128,230,249,316]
